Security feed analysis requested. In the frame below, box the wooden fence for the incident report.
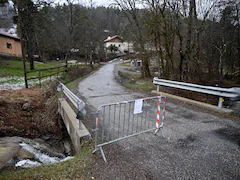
[26,65,67,87]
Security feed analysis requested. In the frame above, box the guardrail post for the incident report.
[218,97,224,108]
[157,85,160,92]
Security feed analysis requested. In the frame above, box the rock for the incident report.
[18,148,35,160]
[27,138,65,158]
[22,103,31,111]
[41,135,50,141]
[0,144,20,169]
[63,140,72,155]
[6,158,18,167]
[0,136,71,169]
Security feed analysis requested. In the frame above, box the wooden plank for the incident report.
[26,69,66,80]
[27,65,66,73]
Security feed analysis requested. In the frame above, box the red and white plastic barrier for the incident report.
[154,97,166,135]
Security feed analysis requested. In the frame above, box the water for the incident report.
[15,143,73,168]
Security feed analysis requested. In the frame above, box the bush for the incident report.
[61,64,99,84]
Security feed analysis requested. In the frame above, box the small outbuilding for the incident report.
[0,31,22,57]
[130,59,142,67]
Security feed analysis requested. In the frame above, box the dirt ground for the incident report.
[0,85,63,140]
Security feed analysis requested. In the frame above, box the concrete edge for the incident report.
[58,98,91,153]
[58,98,90,138]
[151,90,233,113]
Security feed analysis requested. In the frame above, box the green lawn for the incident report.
[125,81,154,92]
[118,70,154,92]
[0,60,66,78]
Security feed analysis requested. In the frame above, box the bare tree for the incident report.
[113,0,151,77]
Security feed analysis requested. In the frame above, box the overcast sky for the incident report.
[7,0,114,7]
[54,0,114,7]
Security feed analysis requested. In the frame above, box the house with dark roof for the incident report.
[0,31,22,57]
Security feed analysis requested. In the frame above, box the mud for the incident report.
[215,127,240,146]
[0,85,74,170]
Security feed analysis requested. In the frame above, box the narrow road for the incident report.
[78,62,142,108]
[78,62,240,179]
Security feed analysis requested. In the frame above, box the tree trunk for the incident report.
[114,0,150,78]
[185,0,197,81]
[17,0,28,88]
[237,4,240,66]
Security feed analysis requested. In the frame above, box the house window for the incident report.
[119,44,121,47]
[7,43,12,49]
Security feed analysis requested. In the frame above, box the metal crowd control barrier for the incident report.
[153,77,240,108]
[93,96,166,162]
[57,82,86,129]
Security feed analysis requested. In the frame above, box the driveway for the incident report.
[78,61,240,179]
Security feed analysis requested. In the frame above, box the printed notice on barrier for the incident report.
[134,99,143,114]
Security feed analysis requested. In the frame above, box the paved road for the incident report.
[78,62,142,108]
[78,62,240,179]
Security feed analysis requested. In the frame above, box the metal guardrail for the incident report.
[93,96,166,162]
[57,82,86,129]
[153,77,240,108]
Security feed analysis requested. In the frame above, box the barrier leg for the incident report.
[100,147,107,163]
[154,128,159,135]
[95,116,99,152]
[92,114,99,154]
[160,127,165,138]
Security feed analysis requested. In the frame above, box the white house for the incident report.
[104,35,134,54]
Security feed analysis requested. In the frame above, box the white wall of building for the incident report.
[104,41,134,53]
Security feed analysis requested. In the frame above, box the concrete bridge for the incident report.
[57,83,90,153]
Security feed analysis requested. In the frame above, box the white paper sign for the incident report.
[134,99,143,114]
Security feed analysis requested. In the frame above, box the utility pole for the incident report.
[17,0,28,88]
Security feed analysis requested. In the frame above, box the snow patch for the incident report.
[15,143,73,168]
[16,159,42,168]
[0,76,56,90]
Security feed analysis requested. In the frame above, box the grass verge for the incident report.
[125,81,153,92]
[118,71,154,93]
